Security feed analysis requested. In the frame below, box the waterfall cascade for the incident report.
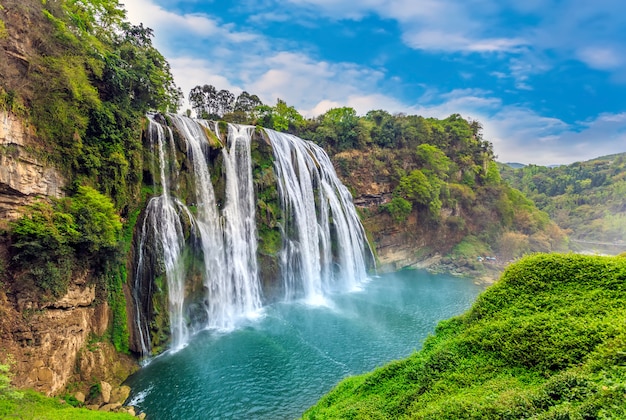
[131,114,373,355]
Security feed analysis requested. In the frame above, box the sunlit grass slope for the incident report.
[304,253,626,419]
[0,390,135,419]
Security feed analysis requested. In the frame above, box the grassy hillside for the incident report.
[0,390,135,419]
[500,153,626,246]
[304,253,626,419]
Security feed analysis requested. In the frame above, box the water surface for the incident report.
[126,270,487,419]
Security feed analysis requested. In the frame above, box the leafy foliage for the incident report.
[305,254,626,419]
[10,187,121,298]
[383,197,412,223]
[500,154,626,244]
[1,0,181,207]
[254,99,305,132]
[0,362,22,401]
[106,264,130,353]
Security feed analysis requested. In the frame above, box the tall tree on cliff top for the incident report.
[188,86,264,121]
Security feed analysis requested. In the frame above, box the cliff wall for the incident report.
[0,111,64,223]
[0,110,136,396]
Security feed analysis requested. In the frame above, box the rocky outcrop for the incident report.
[0,273,137,396]
[362,209,463,272]
[334,149,469,272]
[0,110,65,223]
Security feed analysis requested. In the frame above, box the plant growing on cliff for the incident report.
[10,186,122,298]
[383,197,412,223]
[0,361,22,401]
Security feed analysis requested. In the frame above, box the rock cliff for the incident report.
[0,110,136,396]
[0,110,65,224]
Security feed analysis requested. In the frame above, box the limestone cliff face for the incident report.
[0,110,65,223]
[0,111,136,396]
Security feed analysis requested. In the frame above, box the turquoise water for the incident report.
[125,270,487,419]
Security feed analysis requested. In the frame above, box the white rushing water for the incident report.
[132,115,372,354]
[265,130,371,302]
[135,117,191,353]
[219,124,262,323]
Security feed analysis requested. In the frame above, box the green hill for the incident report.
[304,253,626,419]
[499,153,626,248]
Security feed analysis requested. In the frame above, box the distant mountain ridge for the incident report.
[503,162,526,169]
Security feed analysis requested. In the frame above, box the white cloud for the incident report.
[285,0,528,54]
[124,0,258,45]
[282,0,626,81]
[485,109,626,165]
[577,47,622,70]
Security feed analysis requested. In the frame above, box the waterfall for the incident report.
[219,124,262,322]
[265,130,371,302]
[134,116,192,353]
[131,115,372,355]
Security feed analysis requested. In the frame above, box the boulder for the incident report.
[110,385,131,404]
[74,391,85,403]
[99,402,122,412]
[100,381,112,404]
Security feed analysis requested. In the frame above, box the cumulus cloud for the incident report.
[125,0,258,47]
[283,0,626,82]
[485,109,626,165]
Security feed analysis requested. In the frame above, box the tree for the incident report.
[70,185,122,255]
[384,197,412,223]
[216,89,235,116]
[254,99,304,132]
[189,84,220,118]
[234,91,263,113]
[396,170,433,206]
[416,144,451,179]
[102,23,182,112]
[319,107,362,151]
[366,110,397,147]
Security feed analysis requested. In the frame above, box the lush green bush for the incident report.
[106,264,130,353]
[70,185,122,254]
[0,362,22,401]
[10,187,122,298]
[304,254,626,419]
[383,197,412,223]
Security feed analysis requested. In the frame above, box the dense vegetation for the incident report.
[305,253,626,419]
[500,154,626,244]
[0,2,597,417]
[1,0,180,200]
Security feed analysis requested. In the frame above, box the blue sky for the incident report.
[125,0,626,165]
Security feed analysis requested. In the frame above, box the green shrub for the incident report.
[383,197,412,223]
[0,362,22,401]
[10,187,121,297]
[70,185,122,255]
